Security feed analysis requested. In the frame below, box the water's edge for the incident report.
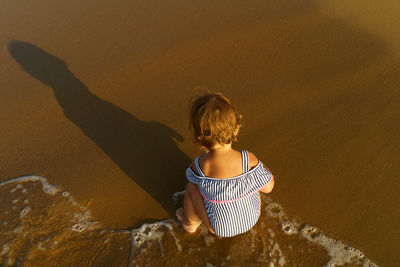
[0,176,376,266]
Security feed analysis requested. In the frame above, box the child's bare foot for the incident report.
[176,208,202,233]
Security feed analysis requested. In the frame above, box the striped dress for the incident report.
[186,150,273,237]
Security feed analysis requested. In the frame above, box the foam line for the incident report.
[0,176,377,266]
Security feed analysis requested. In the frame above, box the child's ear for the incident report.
[234,124,240,136]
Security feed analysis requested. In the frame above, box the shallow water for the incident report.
[0,176,375,266]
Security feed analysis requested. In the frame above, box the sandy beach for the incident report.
[1,0,399,265]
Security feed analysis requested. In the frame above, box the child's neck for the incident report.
[208,143,232,152]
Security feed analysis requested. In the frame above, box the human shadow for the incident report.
[8,40,191,217]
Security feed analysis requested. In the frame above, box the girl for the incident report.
[176,92,275,237]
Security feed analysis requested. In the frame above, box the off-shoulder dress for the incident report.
[186,150,273,237]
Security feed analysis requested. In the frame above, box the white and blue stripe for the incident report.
[186,150,273,237]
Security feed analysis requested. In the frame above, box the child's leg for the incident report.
[177,182,214,233]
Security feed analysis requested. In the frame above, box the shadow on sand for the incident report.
[8,40,191,219]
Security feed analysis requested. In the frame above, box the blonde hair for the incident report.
[189,92,242,150]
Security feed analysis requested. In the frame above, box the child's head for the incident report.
[189,92,242,150]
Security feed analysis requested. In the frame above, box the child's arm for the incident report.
[260,164,274,193]
[248,152,275,194]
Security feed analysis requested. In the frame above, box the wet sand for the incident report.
[0,0,399,265]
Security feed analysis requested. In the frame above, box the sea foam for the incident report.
[0,175,377,266]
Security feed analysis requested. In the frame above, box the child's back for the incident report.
[196,149,258,178]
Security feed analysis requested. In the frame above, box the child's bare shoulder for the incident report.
[190,152,207,176]
[247,151,259,170]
